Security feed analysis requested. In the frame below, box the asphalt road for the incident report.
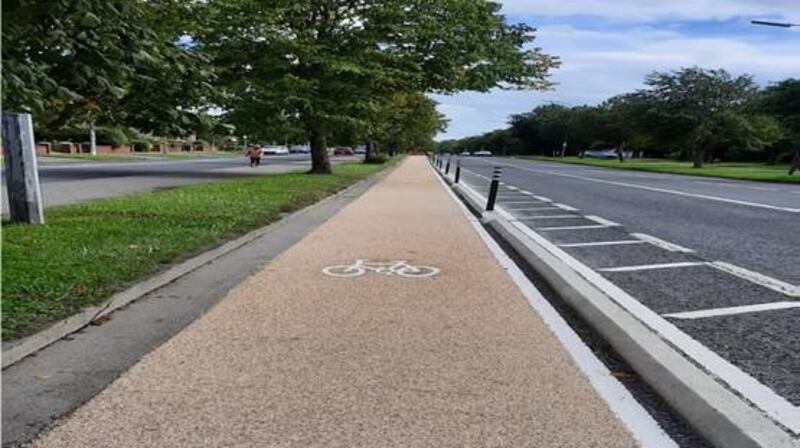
[2,154,358,213]
[454,156,800,429]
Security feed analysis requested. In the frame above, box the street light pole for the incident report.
[751,20,799,28]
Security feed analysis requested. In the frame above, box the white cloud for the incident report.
[436,20,800,140]
[500,0,800,22]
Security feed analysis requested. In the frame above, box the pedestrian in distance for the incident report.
[246,145,262,167]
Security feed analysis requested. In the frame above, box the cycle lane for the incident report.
[31,157,654,447]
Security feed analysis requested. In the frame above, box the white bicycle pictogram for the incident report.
[323,259,440,278]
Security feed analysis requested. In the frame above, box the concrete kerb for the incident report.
[2,160,401,369]
[432,165,798,448]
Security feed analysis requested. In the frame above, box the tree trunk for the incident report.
[365,140,376,162]
[789,149,800,175]
[693,147,706,168]
[616,142,625,163]
[89,122,97,156]
[308,122,331,174]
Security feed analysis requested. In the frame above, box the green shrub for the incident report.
[364,153,388,164]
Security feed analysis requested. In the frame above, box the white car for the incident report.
[459,151,470,157]
[261,145,289,155]
[474,150,492,157]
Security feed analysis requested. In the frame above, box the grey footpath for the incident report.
[1,165,395,448]
[434,162,798,448]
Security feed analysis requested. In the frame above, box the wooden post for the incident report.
[3,112,45,224]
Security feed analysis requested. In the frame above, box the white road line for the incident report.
[506,207,563,212]
[533,195,552,202]
[560,240,646,248]
[517,215,580,219]
[554,203,579,211]
[478,161,800,214]
[585,215,622,227]
[631,233,696,253]
[509,222,800,432]
[519,190,534,195]
[434,166,679,448]
[710,262,800,297]
[457,173,800,431]
[664,302,800,320]
[598,262,707,273]
[506,185,519,191]
[538,224,611,231]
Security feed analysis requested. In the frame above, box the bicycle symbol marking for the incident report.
[322,259,440,278]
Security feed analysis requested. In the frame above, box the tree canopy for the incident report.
[441,67,792,172]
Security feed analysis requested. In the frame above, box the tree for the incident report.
[199,0,558,173]
[757,79,800,174]
[373,92,447,156]
[2,0,212,153]
[641,67,779,167]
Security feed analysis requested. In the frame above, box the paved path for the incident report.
[2,155,357,212]
[30,157,643,447]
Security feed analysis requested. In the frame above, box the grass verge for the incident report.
[522,156,799,183]
[2,161,394,340]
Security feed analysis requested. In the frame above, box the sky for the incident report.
[433,1,800,140]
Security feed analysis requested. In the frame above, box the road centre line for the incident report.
[663,302,800,320]
[710,261,800,297]
[631,233,696,253]
[520,190,534,195]
[560,240,646,248]
[538,224,611,231]
[598,262,707,273]
[533,195,552,202]
[479,160,800,214]
[434,165,679,448]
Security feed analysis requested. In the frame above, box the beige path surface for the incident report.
[33,157,638,447]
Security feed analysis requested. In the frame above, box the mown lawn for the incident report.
[522,156,799,183]
[2,161,392,340]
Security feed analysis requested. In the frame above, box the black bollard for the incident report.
[486,167,502,211]
[455,161,461,183]
[445,158,451,175]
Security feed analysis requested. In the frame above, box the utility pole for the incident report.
[2,112,45,224]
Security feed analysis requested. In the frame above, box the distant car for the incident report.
[473,150,492,157]
[584,149,618,160]
[353,145,367,155]
[289,145,311,154]
[262,145,289,155]
[459,151,470,157]
[333,146,354,156]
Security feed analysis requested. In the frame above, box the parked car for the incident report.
[262,145,289,155]
[289,145,311,154]
[459,151,470,157]
[584,149,618,160]
[473,150,492,157]
[353,145,367,155]
[333,146,354,156]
